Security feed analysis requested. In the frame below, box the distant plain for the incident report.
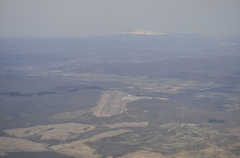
[0,33,240,157]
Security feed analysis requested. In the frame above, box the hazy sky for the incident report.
[0,0,240,37]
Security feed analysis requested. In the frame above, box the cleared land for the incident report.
[0,137,47,156]
[120,150,165,158]
[104,122,148,129]
[4,123,95,141]
[50,129,131,158]
[93,91,129,117]
[120,147,240,158]
[2,124,131,158]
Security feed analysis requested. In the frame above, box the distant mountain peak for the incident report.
[122,29,167,36]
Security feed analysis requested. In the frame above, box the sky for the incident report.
[0,0,240,37]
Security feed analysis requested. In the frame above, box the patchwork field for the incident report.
[0,137,47,156]
[1,123,135,158]
[4,123,95,141]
